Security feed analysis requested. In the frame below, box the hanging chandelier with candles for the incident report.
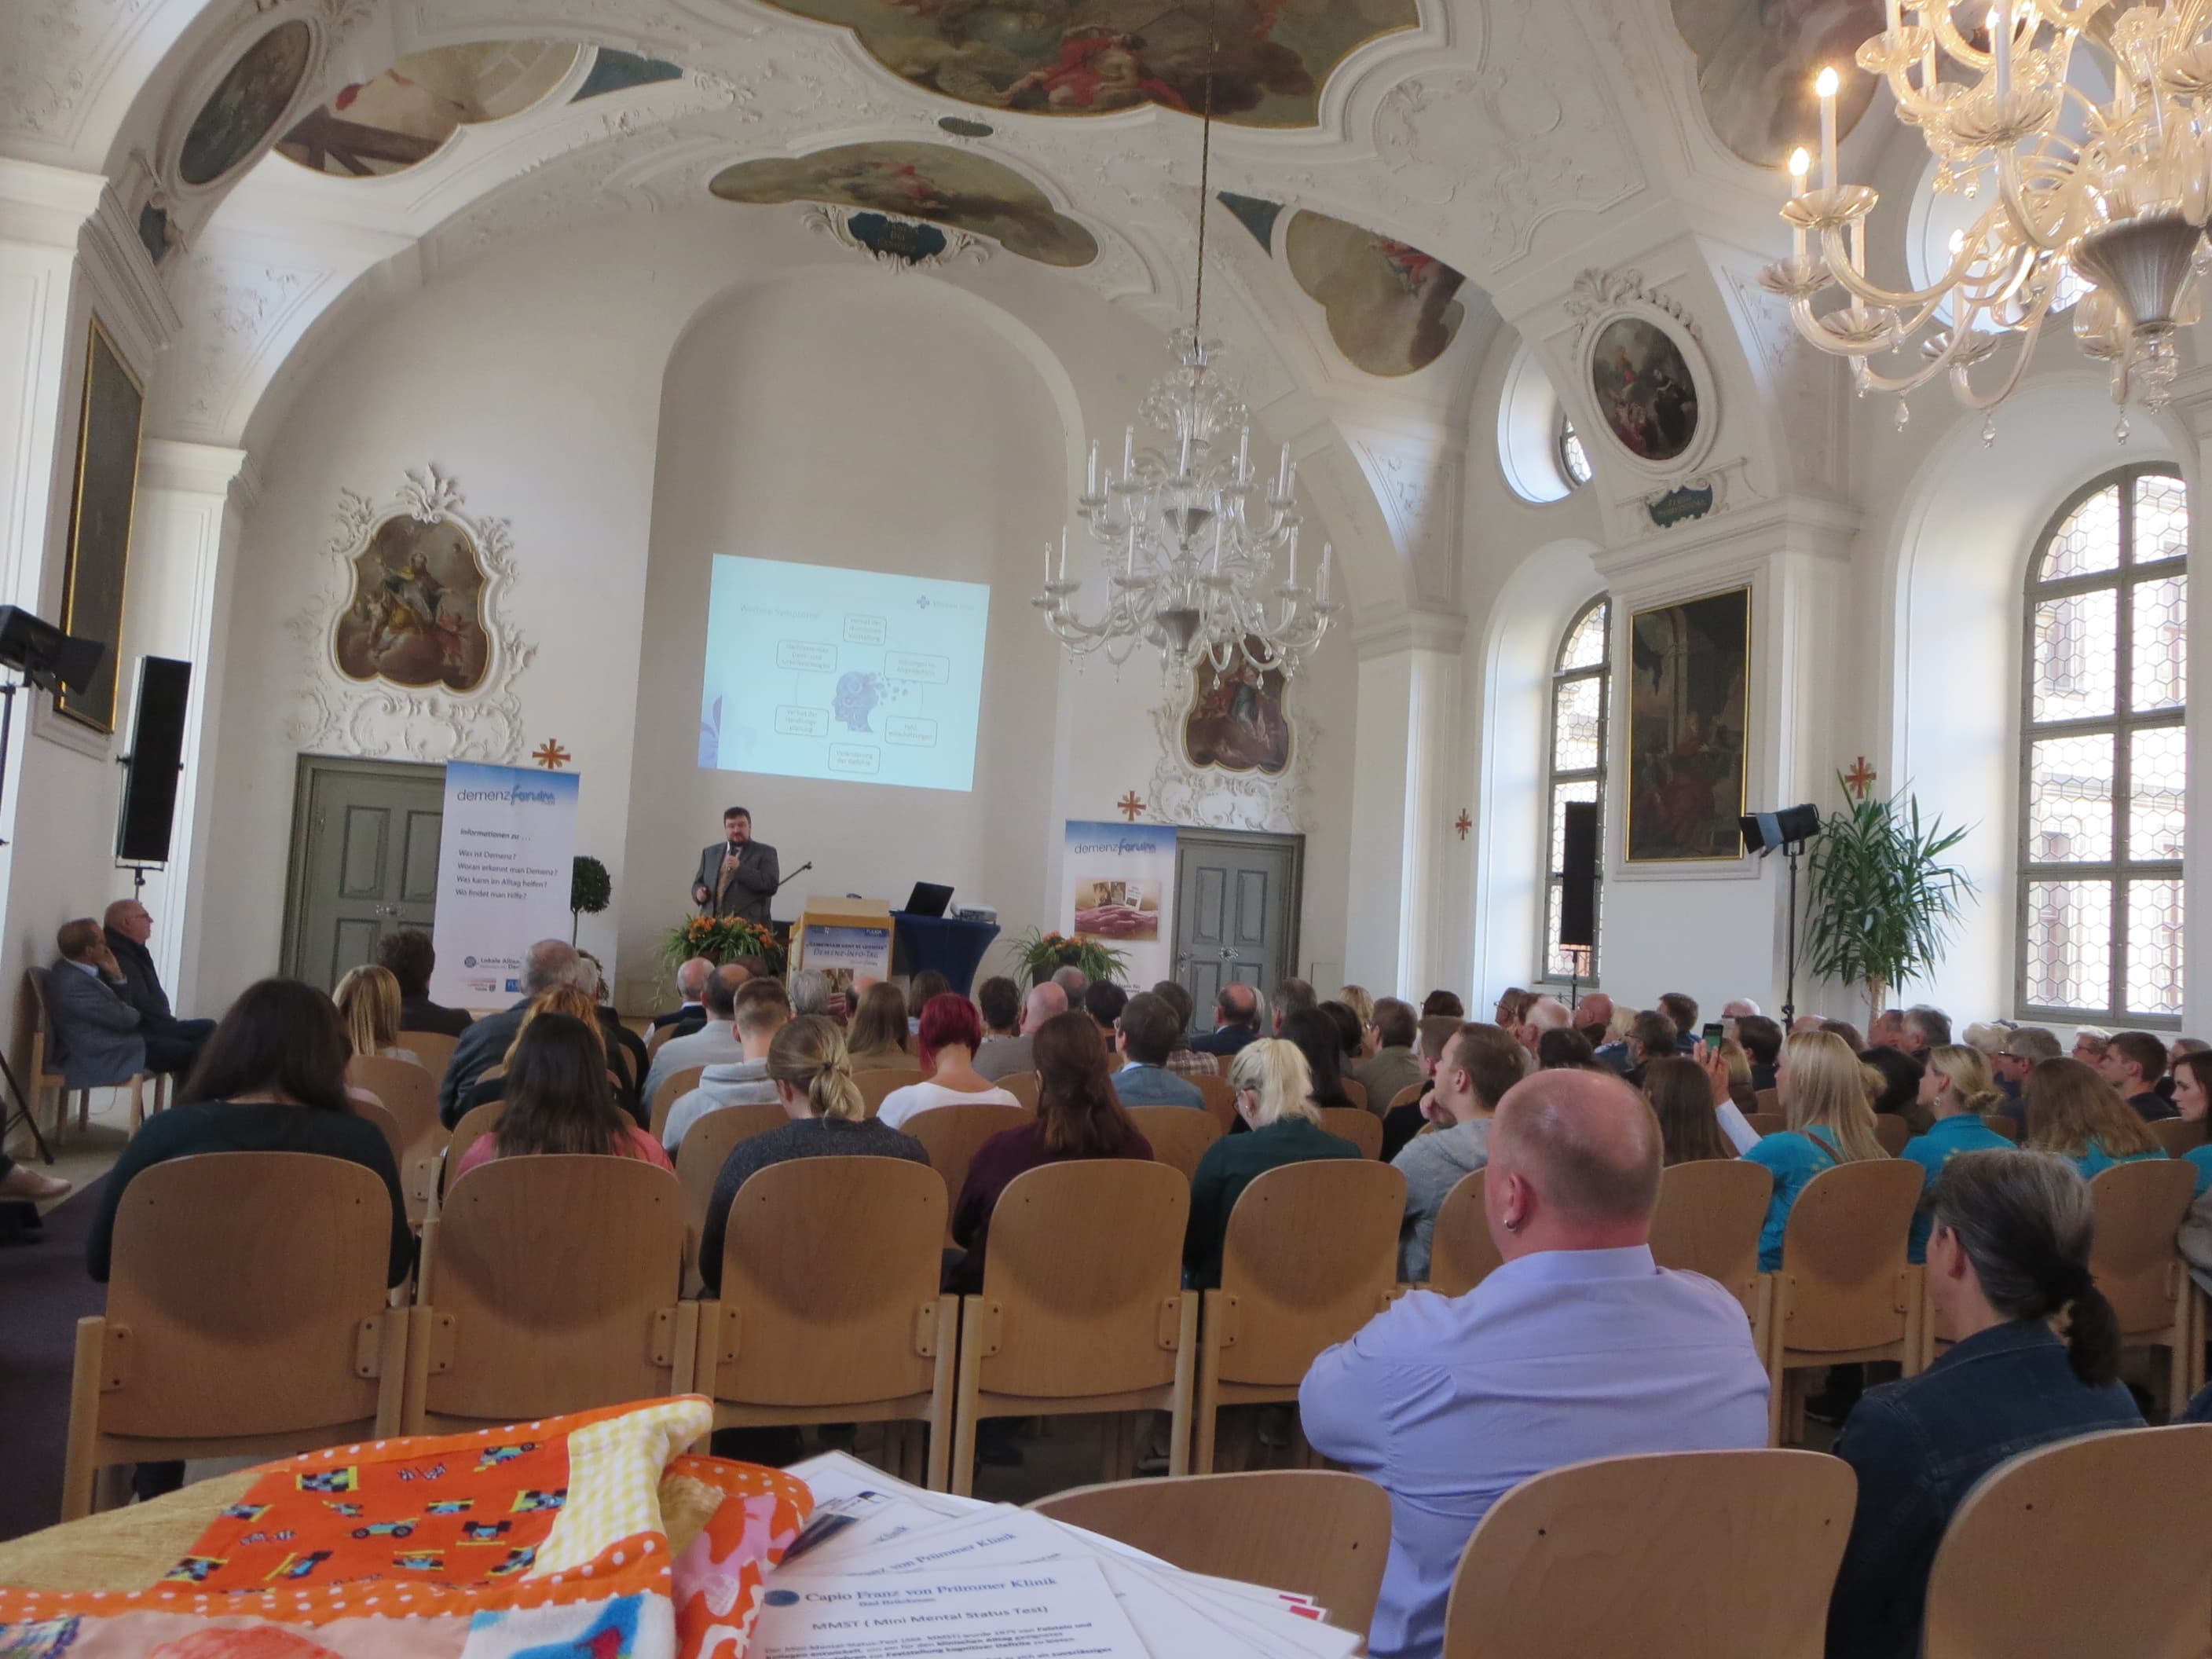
[1762,0,2212,434]
[1031,31,1339,675]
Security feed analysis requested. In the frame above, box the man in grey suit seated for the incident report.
[46,918,148,1091]
[1110,991,1206,1108]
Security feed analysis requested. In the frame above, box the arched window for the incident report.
[1558,416,1592,488]
[1544,596,1610,981]
[2019,467,2188,1027]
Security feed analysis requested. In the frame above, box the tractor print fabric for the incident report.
[0,1398,810,1659]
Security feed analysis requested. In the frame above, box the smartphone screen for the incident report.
[1701,1021,1725,1049]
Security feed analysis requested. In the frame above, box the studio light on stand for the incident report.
[1741,803,1823,1027]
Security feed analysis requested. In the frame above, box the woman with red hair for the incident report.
[875,991,1020,1130]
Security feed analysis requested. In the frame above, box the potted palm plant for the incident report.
[1804,779,1975,1027]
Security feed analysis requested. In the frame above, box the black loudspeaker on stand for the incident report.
[1740,804,1824,1026]
[115,656,192,892]
[1558,801,1599,1009]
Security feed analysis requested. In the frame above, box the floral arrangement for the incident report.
[665,912,787,977]
[1009,927,1129,990]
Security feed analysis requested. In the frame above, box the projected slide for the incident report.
[698,555,992,792]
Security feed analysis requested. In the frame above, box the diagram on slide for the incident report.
[698,554,992,792]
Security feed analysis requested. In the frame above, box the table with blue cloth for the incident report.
[891,914,1000,995]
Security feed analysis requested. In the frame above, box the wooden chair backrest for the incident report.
[100,1152,394,1438]
[976,1159,1189,1398]
[1923,1424,2212,1659]
[1388,1084,1424,1112]
[649,1064,709,1141]
[707,1155,947,1407]
[1427,1171,1504,1296]
[1650,1159,1774,1317]
[349,1099,405,1171]
[998,1071,1041,1111]
[1194,1075,1238,1135]
[676,1102,790,1243]
[1778,1159,1926,1352]
[1316,1106,1383,1159]
[859,1069,928,1116]
[1873,1115,1913,1155]
[1985,1114,2022,1141]
[1444,1449,1855,1659]
[445,1100,505,1176]
[1744,1111,1787,1138]
[1215,1160,1405,1386]
[404,1031,460,1080]
[420,1155,686,1421]
[906,1104,1030,1236]
[645,1022,680,1063]
[1129,1106,1222,1182]
[1339,1079,1368,1113]
[346,1056,444,1211]
[1031,1470,1391,1638]
[2088,1159,2199,1334]
[22,969,58,1085]
[1753,1088,1778,1115]
[2150,1117,2206,1157]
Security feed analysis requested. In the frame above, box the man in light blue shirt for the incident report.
[1111,991,1205,1108]
[1301,1068,1771,1659]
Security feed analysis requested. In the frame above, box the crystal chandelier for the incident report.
[1032,48,1339,676]
[1762,0,2212,433]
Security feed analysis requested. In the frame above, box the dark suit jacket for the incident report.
[649,1004,709,1036]
[398,994,473,1038]
[692,840,778,925]
[46,961,146,1088]
[438,998,643,1127]
[1191,1020,1259,1057]
[104,928,179,1034]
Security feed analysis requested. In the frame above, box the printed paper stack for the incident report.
[749,1451,1367,1659]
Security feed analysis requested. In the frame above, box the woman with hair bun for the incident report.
[1826,1150,2141,1659]
[1898,1044,2016,1262]
[697,1014,928,1293]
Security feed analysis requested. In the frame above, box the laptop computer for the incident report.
[903,881,955,918]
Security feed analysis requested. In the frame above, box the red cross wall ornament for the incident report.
[1844,756,1877,800]
[533,739,571,770]
[1455,810,1473,840]
[1117,791,1147,822]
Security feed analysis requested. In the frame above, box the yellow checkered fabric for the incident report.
[530,1397,711,1575]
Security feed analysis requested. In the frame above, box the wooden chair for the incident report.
[859,1068,928,1117]
[1317,1105,1383,1160]
[1754,1088,1778,1115]
[1340,1079,1368,1113]
[1921,1424,2212,1659]
[906,1103,1029,1246]
[644,1021,680,1064]
[1195,1075,1239,1135]
[952,1160,1195,1496]
[1744,1111,1787,1138]
[62,1153,409,1518]
[1650,1159,1775,1355]
[2086,1158,2199,1412]
[25,969,158,1142]
[675,1101,789,1279]
[436,1098,504,1211]
[1442,1449,1855,1659]
[349,1098,406,1173]
[1426,1171,1503,1296]
[1194,1160,1406,1473]
[1985,1114,2023,1141]
[1873,1115,1913,1155]
[1768,1159,1927,1445]
[998,1070,1041,1111]
[401,1029,460,1081]
[1031,1470,1392,1639]
[1130,1106,1222,1182]
[1388,1083,1425,1112]
[404,1155,694,1431]
[2151,1116,2207,1157]
[698,1157,958,1489]
[348,1054,445,1224]
[648,1064,708,1141]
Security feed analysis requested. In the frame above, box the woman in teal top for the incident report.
[1741,1031,1892,1269]
[1185,1036,1361,1289]
[2023,1056,2167,1181]
[1900,1045,2016,1261]
[2173,1051,2212,1195]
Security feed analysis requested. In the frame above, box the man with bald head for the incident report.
[102,898,214,1075]
[1191,981,1262,1056]
[1572,991,1612,1049]
[976,980,1068,1082]
[1514,994,1572,1056]
[1302,1068,1770,1659]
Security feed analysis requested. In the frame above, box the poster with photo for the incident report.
[1061,821,1177,987]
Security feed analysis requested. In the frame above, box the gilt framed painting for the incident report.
[1626,587,1749,862]
[56,318,146,734]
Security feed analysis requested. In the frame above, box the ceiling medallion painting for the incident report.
[1668,0,1881,166]
[177,20,315,187]
[1284,209,1467,375]
[747,0,1415,126]
[711,143,1097,266]
[277,42,580,177]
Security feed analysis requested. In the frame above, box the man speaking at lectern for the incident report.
[692,806,779,927]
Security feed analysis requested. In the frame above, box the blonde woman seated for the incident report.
[697,1015,928,1294]
[1741,1030,1889,1269]
[1899,1044,2015,1262]
[875,994,1020,1130]
[449,1012,671,1185]
[844,982,914,1072]
[2023,1056,2166,1179]
[334,963,419,1067]
[1184,1037,1361,1290]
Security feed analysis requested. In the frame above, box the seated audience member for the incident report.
[1084,980,1129,1040]
[375,927,473,1037]
[971,976,1024,1073]
[1743,1031,1888,1269]
[2071,1027,2111,1066]
[1591,1006,1637,1077]
[1322,1000,1366,1065]
[1283,1006,1359,1113]
[643,963,749,1105]
[1394,1024,1524,1280]
[450,1013,672,1184]
[456,985,619,1116]
[1656,992,1700,1053]
[1420,990,1465,1020]
[88,979,411,1287]
[1152,980,1216,1079]
[1900,1004,1951,1057]
[1337,986,1377,1057]
[1861,1046,1931,1133]
[2024,1056,2166,1179]
[1990,1026,2060,1116]
[1644,1054,1734,1166]
[1720,997,1760,1023]
[844,982,914,1072]
[1353,998,1423,1118]
[698,1015,929,1293]
[0,1152,69,1201]
[787,968,833,1018]
[1185,1038,1361,1290]
[661,978,793,1153]
[102,899,215,1075]
[1869,1009,1907,1050]
[439,939,585,1122]
[1051,965,1088,1002]
[1536,1027,1598,1072]
[1693,1044,1762,1153]
[580,961,650,1110]
[1381,1016,1463,1162]
[950,1012,1154,1295]
[1901,1046,2015,1262]
[650,956,713,1036]
[1791,1014,1826,1035]
[1494,987,1535,1029]
[1272,977,1318,1033]
[1736,1014,1782,1091]
[1961,1020,2011,1056]
[1303,1068,1770,1659]
[1111,991,1205,1108]
[906,971,951,1031]
[2098,1030,2176,1121]
[334,964,420,1066]
[975,981,1065,1082]
[1514,997,1573,1057]
[1716,1038,1760,1115]
[1572,991,1613,1050]
[1623,1009,1678,1088]
[46,919,146,1091]
[1821,1017,1867,1050]
[876,993,1020,1130]
[2169,1049,2212,1195]
[1826,1152,2140,1659]
[1191,982,1263,1056]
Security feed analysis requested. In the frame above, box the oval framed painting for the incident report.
[1583,309,1712,475]
[174,18,317,190]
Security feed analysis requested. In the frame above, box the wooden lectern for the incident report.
[789,897,895,986]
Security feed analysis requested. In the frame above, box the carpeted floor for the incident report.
[0,1177,105,1541]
